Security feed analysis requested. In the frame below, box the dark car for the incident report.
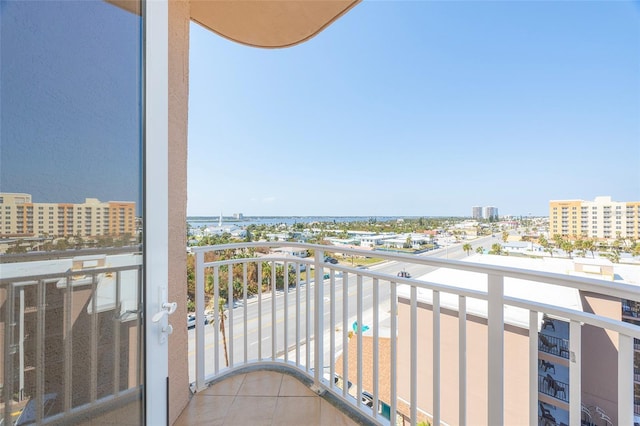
[397,271,411,278]
[324,256,338,264]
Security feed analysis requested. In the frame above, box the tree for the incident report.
[489,243,503,255]
[502,231,509,243]
[476,246,484,255]
[463,243,472,256]
[403,235,412,249]
[217,297,229,367]
[560,240,574,259]
[582,239,596,258]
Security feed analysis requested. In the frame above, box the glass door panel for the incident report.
[1,1,145,424]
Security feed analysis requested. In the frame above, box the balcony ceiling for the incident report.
[190,0,360,48]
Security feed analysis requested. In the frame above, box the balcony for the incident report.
[187,242,640,426]
[2,242,639,425]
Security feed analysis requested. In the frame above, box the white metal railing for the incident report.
[1,249,143,425]
[191,242,640,426]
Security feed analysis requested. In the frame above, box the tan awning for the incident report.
[190,0,360,48]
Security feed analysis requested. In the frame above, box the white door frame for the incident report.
[144,0,169,424]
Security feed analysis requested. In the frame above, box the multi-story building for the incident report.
[0,193,135,238]
[472,206,483,219]
[484,206,499,221]
[549,196,640,240]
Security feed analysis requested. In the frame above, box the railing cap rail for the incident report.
[192,242,640,302]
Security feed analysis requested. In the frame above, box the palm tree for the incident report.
[502,231,509,243]
[463,243,472,256]
[489,243,503,255]
[582,239,596,258]
[217,297,229,367]
[475,246,484,255]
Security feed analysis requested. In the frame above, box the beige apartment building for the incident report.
[0,192,136,238]
[549,196,640,240]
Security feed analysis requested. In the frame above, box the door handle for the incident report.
[152,302,177,322]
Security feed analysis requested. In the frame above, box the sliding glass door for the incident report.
[0,1,167,423]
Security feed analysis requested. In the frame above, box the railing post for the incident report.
[487,273,504,426]
[618,334,633,426]
[195,250,205,391]
[314,248,324,387]
[528,311,538,426]
[569,320,581,426]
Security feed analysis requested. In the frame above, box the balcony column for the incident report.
[167,0,191,422]
[487,273,504,425]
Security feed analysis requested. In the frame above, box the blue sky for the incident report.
[188,1,640,217]
[1,2,142,209]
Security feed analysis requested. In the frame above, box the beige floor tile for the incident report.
[278,374,316,397]
[319,399,359,426]
[236,371,283,396]
[224,395,278,425]
[273,396,321,425]
[174,395,235,426]
[201,373,246,396]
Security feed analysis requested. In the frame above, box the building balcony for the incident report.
[2,242,639,425]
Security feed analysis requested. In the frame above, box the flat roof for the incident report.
[398,255,586,329]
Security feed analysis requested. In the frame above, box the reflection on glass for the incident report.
[1,1,143,424]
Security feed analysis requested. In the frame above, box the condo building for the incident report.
[549,196,640,240]
[0,192,135,238]
[472,206,483,220]
[484,206,499,221]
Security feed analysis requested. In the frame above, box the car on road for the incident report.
[397,271,411,278]
[324,256,338,264]
[187,313,210,329]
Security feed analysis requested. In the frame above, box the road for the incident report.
[187,234,502,382]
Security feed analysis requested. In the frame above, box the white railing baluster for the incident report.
[214,265,220,373]
[487,273,504,426]
[410,285,417,426]
[65,278,73,411]
[284,261,289,363]
[356,274,363,407]
[272,261,276,360]
[618,333,633,426]
[296,263,301,367]
[528,310,538,426]
[433,290,440,425]
[390,281,397,426]
[306,257,311,372]
[373,278,379,418]
[243,263,248,364]
[330,271,336,390]
[314,249,324,385]
[569,319,581,426]
[258,262,262,360]
[195,251,205,389]
[228,266,234,367]
[459,295,467,426]
[343,271,349,398]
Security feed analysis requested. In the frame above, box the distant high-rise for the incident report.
[484,206,499,221]
[549,196,640,240]
[472,206,483,219]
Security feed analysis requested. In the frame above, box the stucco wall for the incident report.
[168,0,190,423]
[396,299,530,425]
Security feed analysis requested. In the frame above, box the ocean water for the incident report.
[187,216,411,228]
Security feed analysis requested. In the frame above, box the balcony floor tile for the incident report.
[175,370,359,426]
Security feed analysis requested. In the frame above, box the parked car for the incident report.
[187,313,209,329]
[324,256,338,264]
[397,271,411,278]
